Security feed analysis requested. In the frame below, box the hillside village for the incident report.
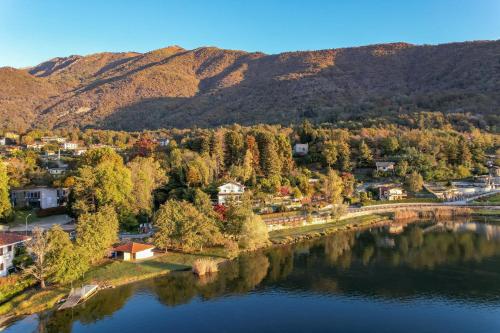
[0,120,499,314]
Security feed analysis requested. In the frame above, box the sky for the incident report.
[1,0,499,68]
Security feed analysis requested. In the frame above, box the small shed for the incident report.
[112,242,155,261]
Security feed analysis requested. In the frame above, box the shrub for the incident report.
[192,259,219,276]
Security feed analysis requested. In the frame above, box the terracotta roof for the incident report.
[112,242,154,254]
[0,233,30,246]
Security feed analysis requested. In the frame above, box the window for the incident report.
[0,263,3,271]
[0,248,3,255]
[7,246,12,252]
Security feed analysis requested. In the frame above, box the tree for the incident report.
[127,157,167,215]
[0,161,11,219]
[47,225,88,284]
[395,160,409,177]
[358,140,373,167]
[73,148,133,215]
[224,130,244,167]
[153,200,222,252]
[322,169,344,205]
[405,171,424,192]
[257,131,281,177]
[336,141,351,172]
[382,137,399,155]
[76,205,119,264]
[238,214,269,250]
[25,227,51,288]
[322,141,338,168]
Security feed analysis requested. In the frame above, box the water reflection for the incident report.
[6,219,500,333]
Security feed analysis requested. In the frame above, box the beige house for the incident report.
[112,242,155,261]
[379,186,407,201]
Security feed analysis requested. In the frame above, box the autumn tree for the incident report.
[76,205,119,264]
[153,200,222,252]
[322,169,344,205]
[0,161,11,220]
[127,156,167,215]
[322,141,338,168]
[24,227,51,288]
[405,171,424,192]
[47,225,88,284]
[238,214,269,250]
[358,140,373,167]
[73,148,133,215]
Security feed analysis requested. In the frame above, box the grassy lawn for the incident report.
[269,214,388,243]
[82,251,227,287]
[473,193,500,204]
[0,250,230,317]
[9,209,42,226]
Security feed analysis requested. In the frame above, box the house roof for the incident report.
[376,161,395,167]
[218,182,245,189]
[0,233,30,246]
[112,242,154,254]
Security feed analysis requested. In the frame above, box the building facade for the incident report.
[10,187,69,209]
[218,182,245,205]
[0,233,30,277]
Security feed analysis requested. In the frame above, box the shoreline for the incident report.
[1,208,500,322]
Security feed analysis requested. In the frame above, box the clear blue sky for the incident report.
[1,0,499,68]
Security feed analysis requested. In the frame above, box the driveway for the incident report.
[8,214,75,232]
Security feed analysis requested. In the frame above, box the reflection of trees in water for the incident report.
[324,232,355,269]
[40,284,136,333]
[391,228,500,269]
[266,246,294,282]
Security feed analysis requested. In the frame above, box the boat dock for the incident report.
[58,284,99,310]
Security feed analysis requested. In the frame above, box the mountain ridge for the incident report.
[1,40,499,131]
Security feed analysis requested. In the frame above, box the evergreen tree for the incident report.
[358,140,373,166]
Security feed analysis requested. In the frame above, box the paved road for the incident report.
[8,214,74,232]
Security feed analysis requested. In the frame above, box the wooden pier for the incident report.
[58,284,99,310]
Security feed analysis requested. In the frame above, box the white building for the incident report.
[73,148,87,156]
[62,142,78,150]
[158,138,170,147]
[217,182,245,205]
[379,185,407,201]
[0,233,30,277]
[0,138,5,146]
[112,242,154,261]
[10,187,69,209]
[293,143,309,156]
[41,136,66,144]
[48,167,67,176]
[376,162,395,172]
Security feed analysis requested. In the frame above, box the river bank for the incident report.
[1,207,499,321]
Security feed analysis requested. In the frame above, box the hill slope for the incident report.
[1,40,499,130]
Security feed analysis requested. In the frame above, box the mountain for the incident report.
[1,40,499,131]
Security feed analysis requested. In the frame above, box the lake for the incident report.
[5,219,500,333]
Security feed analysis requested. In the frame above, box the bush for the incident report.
[192,258,219,276]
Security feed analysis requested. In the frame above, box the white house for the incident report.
[158,138,170,147]
[0,138,5,146]
[48,167,67,176]
[379,185,407,201]
[41,136,66,144]
[293,143,309,156]
[218,182,245,205]
[112,242,154,261]
[0,233,30,277]
[376,161,395,172]
[73,148,87,156]
[10,187,69,209]
[62,142,78,150]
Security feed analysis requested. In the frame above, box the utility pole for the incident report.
[25,213,32,236]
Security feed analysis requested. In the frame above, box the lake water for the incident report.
[5,219,500,333]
